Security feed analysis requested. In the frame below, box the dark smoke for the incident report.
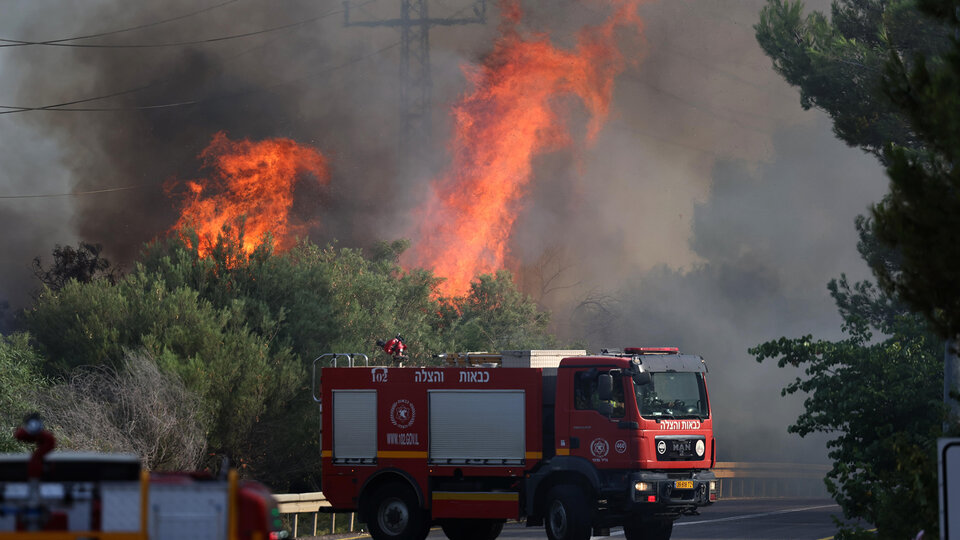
[0,0,408,306]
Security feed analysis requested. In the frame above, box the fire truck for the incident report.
[314,348,717,540]
[0,416,284,539]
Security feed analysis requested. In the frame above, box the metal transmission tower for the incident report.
[345,0,486,176]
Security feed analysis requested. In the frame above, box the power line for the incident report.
[0,7,336,49]
[621,73,778,136]
[0,185,145,200]
[0,0,241,48]
[0,0,496,115]
[0,3,368,115]
[1,41,400,114]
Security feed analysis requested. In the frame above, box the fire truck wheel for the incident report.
[439,519,504,540]
[366,482,430,540]
[623,517,673,540]
[544,485,591,540]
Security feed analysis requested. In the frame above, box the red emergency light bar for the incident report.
[624,347,679,355]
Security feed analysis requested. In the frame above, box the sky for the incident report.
[0,0,889,462]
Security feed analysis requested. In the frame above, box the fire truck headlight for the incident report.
[634,482,652,492]
[709,481,717,492]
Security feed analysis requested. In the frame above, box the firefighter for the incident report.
[376,334,408,365]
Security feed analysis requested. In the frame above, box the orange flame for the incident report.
[406,0,645,297]
[167,131,329,257]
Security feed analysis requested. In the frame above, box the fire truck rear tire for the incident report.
[439,519,504,540]
[623,517,673,540]
[544,485,592,540]
[366,482,431,540]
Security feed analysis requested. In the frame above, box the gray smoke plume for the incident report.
[1,0,886,463]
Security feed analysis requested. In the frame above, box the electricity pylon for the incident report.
[345,0,487,177]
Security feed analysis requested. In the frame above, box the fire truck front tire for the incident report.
[439,519,504,540]
[366,482,431,540]
[544,485,592,540]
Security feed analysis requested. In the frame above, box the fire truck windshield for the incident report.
[634,372,709,419]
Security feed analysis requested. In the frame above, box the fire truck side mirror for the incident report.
[597,402,613,417]
[598,373,613,401]
[633,371,651,386]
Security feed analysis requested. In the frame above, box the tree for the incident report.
[756,2,960,535]
[755,0,949,162]
[871,0,960,338]
[0,333,45,452]
[450,271,556,352]
[757,0,960,337]
[32,242,120,292]
[23,267,301,478]
[751,267,942,538]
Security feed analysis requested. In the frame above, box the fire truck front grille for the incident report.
[654,435,707,461]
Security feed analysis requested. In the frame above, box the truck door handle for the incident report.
[570,437,579,449]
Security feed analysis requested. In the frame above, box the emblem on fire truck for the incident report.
[590,438,609,459]
[615,440,627,453]
[390,399,416,429]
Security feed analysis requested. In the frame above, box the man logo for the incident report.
[657,440,667,454]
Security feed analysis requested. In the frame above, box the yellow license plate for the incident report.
[674,480,694,489]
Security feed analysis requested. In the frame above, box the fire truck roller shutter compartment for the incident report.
[429,390,525,464]
[334,390,377,463]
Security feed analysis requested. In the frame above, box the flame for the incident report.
[167,131,329,257]
[405,0,646,297]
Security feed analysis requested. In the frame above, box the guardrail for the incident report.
[273,492,352,538]
[714,461,831,499]
[274,462,831,537]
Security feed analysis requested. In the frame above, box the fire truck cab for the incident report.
[315,349,716,540]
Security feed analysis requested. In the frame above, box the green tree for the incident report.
[751,268,942,538]
[872,0,960,337]
[450,271,556,352]
[23,268,300,477]
[0,333,45,452]
[757,0,960,337]
[756,2,959,535]
[755,0,949,162]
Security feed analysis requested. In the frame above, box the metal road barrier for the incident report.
[273,492,353,538]
[714,461,831,499]
[274,462,831,537]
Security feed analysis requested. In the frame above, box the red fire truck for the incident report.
[315,348,717,540]
[0,416,284,539]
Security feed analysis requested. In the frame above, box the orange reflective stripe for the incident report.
[377,451,429,459]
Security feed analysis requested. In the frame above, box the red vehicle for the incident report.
[0,415,284,539]
[314,349,717,540]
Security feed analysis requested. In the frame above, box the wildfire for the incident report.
[405,0,646,297]
[167,132,329,257]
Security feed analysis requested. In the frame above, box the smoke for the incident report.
[1,0,885,461]
[557,118,885,461]
[0,0,407,305]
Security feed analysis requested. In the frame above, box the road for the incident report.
[423,498,841,540]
